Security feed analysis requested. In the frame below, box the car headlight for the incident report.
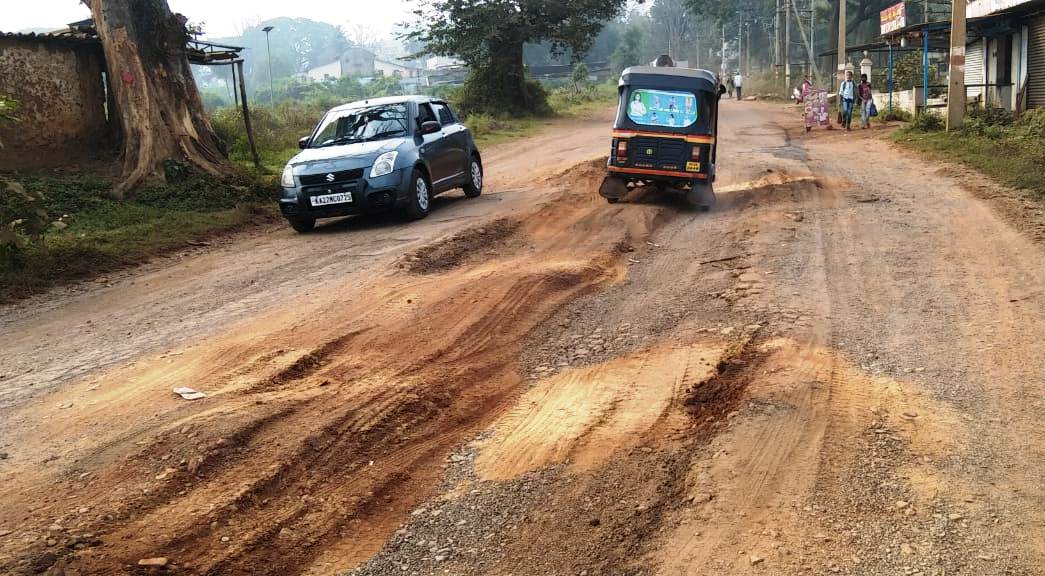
[281,164,295,188]
[370,151,398,179]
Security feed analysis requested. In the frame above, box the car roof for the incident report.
[329,95,437,113]
[619,66,720,92]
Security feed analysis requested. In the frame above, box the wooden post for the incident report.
[236,60,262,169]
[231,62,239,108]
[947,0,968,130]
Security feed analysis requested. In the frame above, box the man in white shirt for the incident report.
[839,70,856,131]
[733,72,744,101]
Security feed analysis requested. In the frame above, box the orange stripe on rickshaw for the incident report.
[611,130,715,144]
[608,165,708,179]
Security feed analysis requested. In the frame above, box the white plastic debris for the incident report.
[173,387,206,400]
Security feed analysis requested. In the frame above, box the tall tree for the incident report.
[85,0,227,198]
[407,0,632,115]
[651,0,694,62]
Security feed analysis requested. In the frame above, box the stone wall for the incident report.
[0,34,114,170]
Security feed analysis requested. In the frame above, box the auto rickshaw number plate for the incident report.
[686,162,701,172]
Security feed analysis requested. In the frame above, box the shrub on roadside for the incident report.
[1015,108,1045,139]
[881,109,913,122]
[0,179,48,267]
[968,106,1013,127]
[912,111,944,132]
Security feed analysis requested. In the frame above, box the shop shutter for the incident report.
[966,40,985,104]
[1028,16,1045,109]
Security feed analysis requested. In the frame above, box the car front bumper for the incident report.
[279,169,410,220]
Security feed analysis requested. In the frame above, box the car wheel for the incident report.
[289,217,316,233]
[404,169,431,220]
[463,156,483,198]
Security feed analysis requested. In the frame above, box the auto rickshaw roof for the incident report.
[619,66,720,93]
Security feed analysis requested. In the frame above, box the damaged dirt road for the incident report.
[3,102,1045,576]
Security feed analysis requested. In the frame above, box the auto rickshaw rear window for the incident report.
[626,89,698,128]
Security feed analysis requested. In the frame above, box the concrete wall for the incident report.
[0,35,113,170]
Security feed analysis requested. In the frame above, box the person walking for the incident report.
[839,70,856,131]
[734,71,743,101]
[726,74,735,99]
[858,73,874,129]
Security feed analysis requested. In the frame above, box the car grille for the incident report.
[299,168,365,186]
[301,181,358,196]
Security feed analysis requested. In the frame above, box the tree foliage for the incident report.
[406,0,632,115]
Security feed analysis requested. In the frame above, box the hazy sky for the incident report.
[2,0,414,39]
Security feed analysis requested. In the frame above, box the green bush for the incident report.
[455,68,551,118]
[0,179,48,267]
[882,108,913,122]
[1016,108,1045,139]
[912,111,945,132]
[968,106,1013,127]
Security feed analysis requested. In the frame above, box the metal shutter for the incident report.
[966,40,985,104]
[1028,17,1045,109]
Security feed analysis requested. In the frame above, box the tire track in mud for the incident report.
[0,159,671,576]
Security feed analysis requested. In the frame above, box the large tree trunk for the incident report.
[85,0,228,198]
[462,34,549,116]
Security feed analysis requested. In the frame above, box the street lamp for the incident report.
[262,25,275,106]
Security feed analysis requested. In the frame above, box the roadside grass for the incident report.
[1,83,617,302]
[892,109,1045,200]
[0,172,277,301]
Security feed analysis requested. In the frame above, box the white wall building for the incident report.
[965,0,1045,110]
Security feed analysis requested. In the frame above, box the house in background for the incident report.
[304,60,343,82]
[302,46,427,85]
[965,0,1045,111]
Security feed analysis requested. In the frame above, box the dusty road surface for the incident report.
[2,102,1045,576]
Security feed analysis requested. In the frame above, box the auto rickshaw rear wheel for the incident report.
[686,183,716,211]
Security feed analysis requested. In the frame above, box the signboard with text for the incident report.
[880,2,907,34]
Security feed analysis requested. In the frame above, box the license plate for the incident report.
[686,161,701,172]
[311,192,352,206]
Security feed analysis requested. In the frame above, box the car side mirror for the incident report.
[420,121,441,135]
[719,85,727,98]
[298,136,310,149]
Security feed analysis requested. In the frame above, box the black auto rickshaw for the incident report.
[599,66,725,208]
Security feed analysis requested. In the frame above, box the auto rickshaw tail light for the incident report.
[617,140,628,156]
[691,146,700,160]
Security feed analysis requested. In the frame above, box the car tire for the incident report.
[463,156,483,198]
[404,169,431,220]
[289,217,316,233]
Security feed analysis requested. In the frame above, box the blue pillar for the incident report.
[923,31,930,112]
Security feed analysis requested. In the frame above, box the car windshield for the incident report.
[311,104,409,148]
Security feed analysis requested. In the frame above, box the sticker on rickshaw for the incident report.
[627,89,698,128]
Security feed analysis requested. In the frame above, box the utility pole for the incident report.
[722,22,727,77]
[811,0,816,82]
[792,1,820,79]
[775,0,782,74]
[262,25,275,107]
[739,12,745,76]
[785,0,792,90]
[837,0,846,86]
[946,0,968,130]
